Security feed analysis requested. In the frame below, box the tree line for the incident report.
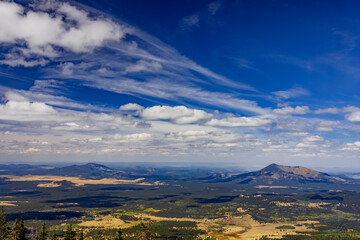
[0,207,155,240]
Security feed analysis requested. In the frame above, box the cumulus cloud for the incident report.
[347,111,360,122]
[0,92,58,122]
[274,118,307,131]
[272,86,310,100]
[343,106,360,112]
[277,132,310,137]
[316,127,333,132]
[296,135,324,148]
[342,141,360,151]
[205,117,272,127]
[0,1,124,66]
[5,92,29,102]
[314,107,340,114]
[316,120,340,131]
[120,103,144,111]
[112,133,152,142]
[140,105,212,124]
[0,91,136,130]
[303,135,324,142]
[273,106,311,115]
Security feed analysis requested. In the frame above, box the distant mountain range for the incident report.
[0,163,127,179]
[0,163,221,180]
[202,163,350,185]
[0,162,352,185]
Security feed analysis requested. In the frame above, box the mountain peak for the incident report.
[262,163,282,171]
[206,163,348,185]
[84,163,110,169]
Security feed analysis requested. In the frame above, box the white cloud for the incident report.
[341,141,360,151]
[112,133,152,142]
[272,86,310,100]
[87,78,266,114]
[347,111,360,122]
[179,14,200,29]
[208,1,222,15]
[0,97,57,122]
[274,118,307,131]
[314,107,340,114]
[125,60,162,73]
[316,120,340,131]
[205,117,272,127]
[140,105,212,124]
[343,106,360,112]
[273,106,311,115]
[5,92,29,102]
[119,103,144,111]
[317,127,333,132]
[277,132,310,137]
[0,56,48,67]
[295,135,324,148]
[318,120,340,126]
[0,1,124,66]
[303,135,324,142]
[0,92,135,129]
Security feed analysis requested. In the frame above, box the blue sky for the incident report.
[1,0,360,169]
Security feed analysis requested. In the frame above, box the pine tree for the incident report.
[37,223,47,240]
[78,230,84,240]
[49,233,57,240]
[63,225,76,240]
[0,206,10,240]
[12,219,18,240]
[138,222,155,240]
[12,218,26,240]
[93,230,104,240]
[114,229,124,240]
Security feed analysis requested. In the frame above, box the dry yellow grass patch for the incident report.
[78,212,317,240]
[307,202,331,208]
[135,213,201,223]
[56,202,79,206]
[79,213,199,230]
[237,207,246,213]
[239,222,316,240]
[37,182,62,188]
[0,201,17,206]
[79,215,136,229]
[272,201,303,207]
[200,215,318,240]
[0,175,161,186]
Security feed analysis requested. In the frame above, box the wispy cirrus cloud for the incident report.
[178,1,223,29]
[179,14,200,29]
[0,1,260,116]
[208,1,223,15]
[272,86,310,100]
